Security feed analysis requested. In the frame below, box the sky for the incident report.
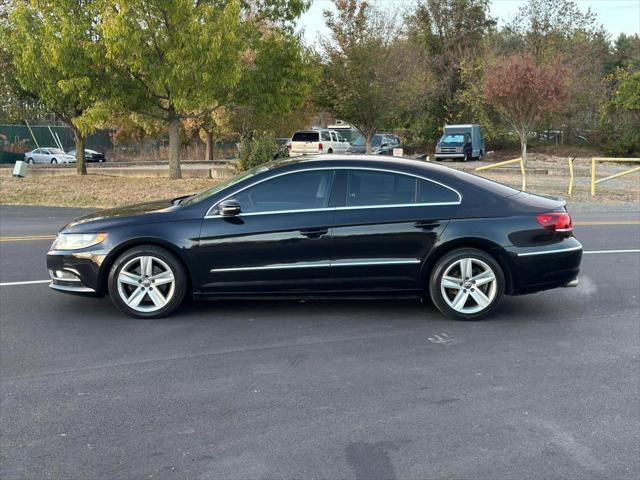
[297,0,640,45]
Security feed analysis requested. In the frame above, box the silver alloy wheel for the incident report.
[440,257,497,314]
[116,255,175,313]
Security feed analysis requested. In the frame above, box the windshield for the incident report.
[352,135,382,147]
[183,163,271,206]
[49,148,65,154]
[440,134,466,144]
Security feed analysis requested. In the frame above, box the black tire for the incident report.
[429,248,505,321]
[477,150,483,161]
[108,245,188,319]
[27,158,34,164]
[51,158,57,164]
[327,148,333,154]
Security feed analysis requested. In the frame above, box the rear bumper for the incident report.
[506,238,582,295]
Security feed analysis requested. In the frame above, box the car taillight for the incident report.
[318,143,323,151]
[536,212,573,232]
[287,144,291,150]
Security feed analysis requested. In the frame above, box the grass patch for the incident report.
[0,174,219,208]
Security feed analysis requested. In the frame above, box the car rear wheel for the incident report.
[51,158,57,164]
[108,245,187,319]
[429,248,504,320]
[27,158,34,164]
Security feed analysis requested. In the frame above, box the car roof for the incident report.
[260,155,519,197]
[264,155,455,177]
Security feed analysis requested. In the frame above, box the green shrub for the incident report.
[237,133,285,171]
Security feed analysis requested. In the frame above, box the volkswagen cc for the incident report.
[47,156,582,320]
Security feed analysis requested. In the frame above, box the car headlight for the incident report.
[52,233,107,250]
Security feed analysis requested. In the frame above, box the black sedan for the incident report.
[47,155,582,320]
[67,148,106,162]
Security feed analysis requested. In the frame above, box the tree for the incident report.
[484,54,568,166]
[100,0,246,178]
[504,0,609,137]
[317,0,404,153]
[404,0,495,144]
[101,0,310,178]
[3,0,106,174]
[197,29,318,160]
[598,68,640,156]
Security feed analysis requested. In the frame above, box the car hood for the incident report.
[61,198,178,233]
[437,142,464,147]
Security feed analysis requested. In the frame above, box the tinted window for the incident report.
[418,179,459,203]
[292,131,319,142]
[321,131,331,141]
[441,134,465,143]
[351,135,382,147]
[347,170,416,207]
[233,170,334,213]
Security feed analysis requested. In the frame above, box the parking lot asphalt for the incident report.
[1,205,639,480]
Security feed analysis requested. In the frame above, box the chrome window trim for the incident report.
[204,166,462,218]
[210,258,421,273]
[516,245,582,257]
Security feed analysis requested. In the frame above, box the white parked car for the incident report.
[289,129,350,155]
[24,148,76,164]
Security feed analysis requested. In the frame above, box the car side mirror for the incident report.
[218,199,241,216]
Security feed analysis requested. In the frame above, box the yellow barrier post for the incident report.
[568,157,574,195]
[474,157,522,171]
[591,157,640,196]
[475,157,526,191]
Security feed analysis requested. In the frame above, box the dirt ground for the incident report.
[1,153,638,209]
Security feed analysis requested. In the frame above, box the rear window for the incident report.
[292,131,319,142]
[418,179,460,203]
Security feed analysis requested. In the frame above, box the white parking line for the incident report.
[1,249,638,287]
[582,249,640,255]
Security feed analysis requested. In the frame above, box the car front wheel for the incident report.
[108,245,187,319]
[429,248,504,320]
[51,158,57,164]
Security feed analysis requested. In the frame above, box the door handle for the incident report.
[414,221,441,230]
[300,228,329,239]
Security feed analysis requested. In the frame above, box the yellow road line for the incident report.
[573,220,640,226]
[0,235,56,242]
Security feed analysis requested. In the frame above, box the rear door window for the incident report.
[321,131,332,141]
[346,170,416,207]
[292,131,319,142]
[417,179,460,204]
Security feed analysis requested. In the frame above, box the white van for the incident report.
[289,129,350,156]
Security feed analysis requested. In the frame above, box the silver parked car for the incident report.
[24,148,76,164]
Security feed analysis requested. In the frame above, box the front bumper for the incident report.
[434,153,464,159]
[506,238,582,294]
[47,249,107,296]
